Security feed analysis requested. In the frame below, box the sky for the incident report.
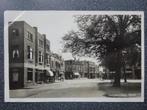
[4,11,100,64]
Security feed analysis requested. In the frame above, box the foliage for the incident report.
[63,15,141,60]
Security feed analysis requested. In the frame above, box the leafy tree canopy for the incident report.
[63,15,141,61]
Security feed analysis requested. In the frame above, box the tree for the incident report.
[62,15,141,87]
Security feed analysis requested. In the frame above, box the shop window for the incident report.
[12,72,19,82]
[27,69,33,81]
[27,46,33,59]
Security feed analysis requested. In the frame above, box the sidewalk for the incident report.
[10,81,63,98]
[98,82,141,98]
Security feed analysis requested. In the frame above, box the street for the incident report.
[10,78,141,98]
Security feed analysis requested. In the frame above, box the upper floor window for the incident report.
[12,49,19,59]
[12,29,19,36]
[39,51,43,63]
[12,45,20,59]
[51,61,54,67]
[27,32,33,42]
[46,54,50,65]
[27,46,33,59]
[39,40,43,47]
[46,44,50,51]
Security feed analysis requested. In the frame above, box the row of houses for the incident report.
[64,60,99,79]
[9,21,64,89]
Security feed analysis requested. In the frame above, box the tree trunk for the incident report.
[113,67,121,87]
[113,51,122,87]
[123,65,127,83]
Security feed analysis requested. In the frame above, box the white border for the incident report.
[4,11,144,102]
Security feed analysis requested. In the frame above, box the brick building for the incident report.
[9,21,53,89]
[50,53,65,80]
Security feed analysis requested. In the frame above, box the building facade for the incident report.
[87,61,97,79]
[64,60,99,79]
[50,53,65,80]
[9,21,53,89]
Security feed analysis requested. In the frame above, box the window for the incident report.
[46,54,50,65]
[12,29,19,36]
[51,61,53,67]
[27,32,33,42]
[39,51,43,63]
[12,72,19,82]
[46,44,50,51]
[27,46,33,59]
[12,49,19,59]
[12,45,19,59]
[27,69,33,81]
[39,40,43,47]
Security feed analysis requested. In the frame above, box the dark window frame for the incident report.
[46,44,50,51]
[46,54,50,65]
[27,31,33,42]
[27,46,33,60]
[39,39,43,47]
[39,51,43,64]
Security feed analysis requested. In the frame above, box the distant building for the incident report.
[64,60,73,79]
[64,60,99,79]
[100,64,141,80]
[9,21,52,89]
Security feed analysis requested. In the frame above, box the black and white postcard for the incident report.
[4,11,144,102]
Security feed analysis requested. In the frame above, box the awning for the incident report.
[74,72,80,76]
[46,70,54,76]
[60,72,64,74]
